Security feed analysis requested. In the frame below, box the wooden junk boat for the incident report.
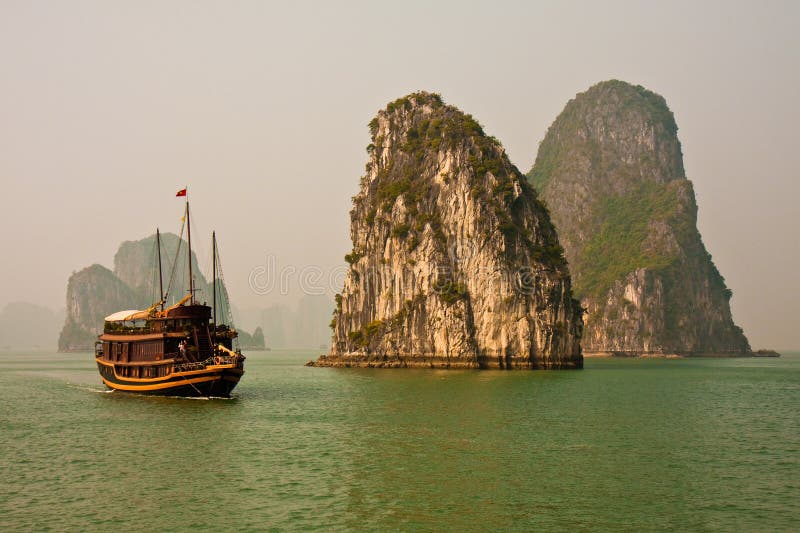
[94,194,245,397]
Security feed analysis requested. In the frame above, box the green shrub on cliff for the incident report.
[576,181,680,298]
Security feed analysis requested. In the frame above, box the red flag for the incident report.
[176,188,187,197]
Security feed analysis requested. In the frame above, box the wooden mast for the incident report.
[185,190,194,304]
[156,228,165,311]
[212,231,217,345]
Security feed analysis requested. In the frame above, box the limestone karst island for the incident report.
[528,80,752,357]
[312,92,583,369]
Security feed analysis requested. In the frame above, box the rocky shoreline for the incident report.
[583,350,780,358]
[308,354,583,369]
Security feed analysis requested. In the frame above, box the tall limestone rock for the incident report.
[58,264,138,351]
[316,92,582,369]
[58,233,215,351]
[527,80,750,355]
[114,232,213,300]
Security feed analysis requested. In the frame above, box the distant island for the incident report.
[0,302,64,350]
[238,326,265,350]
[236,294,335,350]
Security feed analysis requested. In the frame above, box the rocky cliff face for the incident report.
[114,232,212,299]
[58,264,138,351]
[58,233,214,351]
[316,92,582,369]
[527,80,750,355]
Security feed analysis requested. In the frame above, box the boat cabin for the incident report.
[97,303,236,378]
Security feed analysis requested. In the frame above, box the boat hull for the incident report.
[96,358,244,397]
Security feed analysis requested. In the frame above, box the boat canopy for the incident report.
[104,310,144,322]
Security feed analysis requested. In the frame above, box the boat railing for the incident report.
[171,353,244,373]
[172,361,208,372]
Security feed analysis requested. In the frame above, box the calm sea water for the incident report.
[1,350,798,531]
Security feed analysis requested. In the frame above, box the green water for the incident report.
[1,350,798,531]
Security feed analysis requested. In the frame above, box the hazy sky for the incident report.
[1,1,797,349]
